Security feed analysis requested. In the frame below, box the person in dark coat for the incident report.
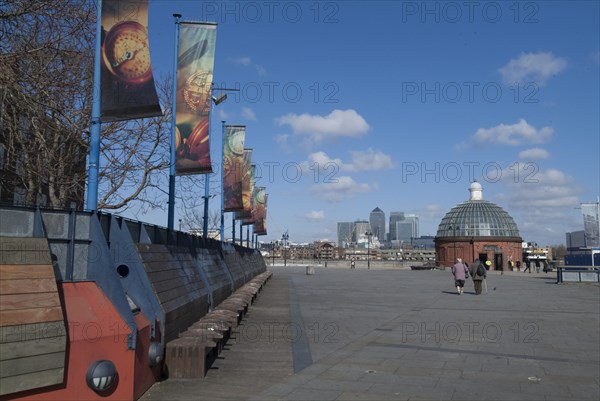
[469,259,487,295]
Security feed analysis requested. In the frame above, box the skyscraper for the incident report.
[396,214,419,243]
[354,220,371,242]
[389,211,405,241]
[337,222,354,248]
[370,207,385,241]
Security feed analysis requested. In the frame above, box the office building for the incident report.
[354,220,371,243]
[388,212,404,241]
[395,214,419,243]
[337,222,354,248]
[369,207,385,241]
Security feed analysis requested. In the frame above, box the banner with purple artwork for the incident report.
[223,125,246,212]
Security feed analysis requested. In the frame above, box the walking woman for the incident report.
[451,258,469,295]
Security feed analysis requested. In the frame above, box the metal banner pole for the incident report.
[85,0,103,211]
[167,14,182,230]
[232,215,235,243]
[220,120,226,242]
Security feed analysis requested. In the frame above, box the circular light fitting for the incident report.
[86,360,118,393]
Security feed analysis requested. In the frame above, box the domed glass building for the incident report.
[434,181,523,270]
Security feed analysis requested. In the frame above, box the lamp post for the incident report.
[400,240,404,264]
[470,237,475,264]
[200,90,229,238]
[365,231,372,269]
[271,240,276,266]
[281,231,289,267]
[167,13,182,230]
[213,86,240,244]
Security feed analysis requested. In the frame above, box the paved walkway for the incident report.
[141,266,600,401]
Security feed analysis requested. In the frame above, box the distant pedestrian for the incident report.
[543,260,549,273]
[535,259,541,273]
[470,259,487,295]
[516,260,521,272]
[523,260,531,273]
[508,259,514,271]
[350,258,356,269]
[451,258,469,295]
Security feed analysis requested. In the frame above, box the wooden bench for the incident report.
[179,328,225,354]
[165,270,274,380]
[165,337,217,379]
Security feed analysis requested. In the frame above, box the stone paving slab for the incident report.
[141,265,599,401]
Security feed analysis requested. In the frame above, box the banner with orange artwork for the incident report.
[174,22,217,174]
[100,0,162,121]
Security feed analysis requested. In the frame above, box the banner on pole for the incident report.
[238,164,256,225]
[223,125,246,212]
[236,151,254,224]
[254,188,267,235]
[175,22,217,175]
[100,0,162,122]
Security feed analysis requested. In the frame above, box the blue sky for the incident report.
[135,0,599,246]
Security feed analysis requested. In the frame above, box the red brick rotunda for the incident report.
[435,181,523,271]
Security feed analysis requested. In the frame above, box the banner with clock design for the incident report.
[174,22,218,175]
[100,0,162,122]
[223,125,246,212]
[236,152,255,225]
[253,188,268,236]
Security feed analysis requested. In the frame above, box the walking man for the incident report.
[470,259,487,295]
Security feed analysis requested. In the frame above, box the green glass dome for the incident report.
[436,182,520,238]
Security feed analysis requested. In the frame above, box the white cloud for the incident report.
[218,109,230,120]
[241,107,257,121]
[275,109,369,143]
[306,151,348,171]
[310,176,373,203]
[305,210,325,221]
[231,57,266,75]
[472,119,553,146]
[518,147,551,160]
[232,57,252,66]
[499,51,567,86]
[495,164,582,244]
[274,134,291,153]
[305,149,393,173]
[255,64,267,76]
[350,148,394,171]
[420,204,445,219]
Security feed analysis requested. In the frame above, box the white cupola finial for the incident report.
[469,180,483,201]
